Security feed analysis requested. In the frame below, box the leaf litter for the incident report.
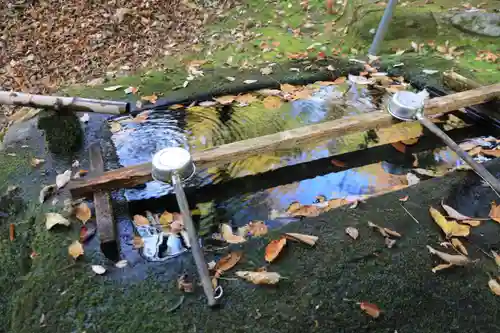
[265,237,287,263]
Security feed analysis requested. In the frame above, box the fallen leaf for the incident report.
[451,238,468,255]
[399,195,409,202]
[226,76,236,82]
[198,101,217,107]
[359,302,381,318]
[56,170,72,189]
[214,95,236,105]
[391,142,406,153]
[333,76,346,84]
[133,236,144,249]
[9,223,15,241]
[236,271,281,285]
[367,221,401,238]
[133,214,150,226]
[244,79,258,84]
[285,232,318,246]
[247,220,268,236]
[265,237,287,262]
[75,202,91,224]
[159,211,174,226]
[482,149,500,158]
[39,184,56,203]
[141,95,158,104]
[460,220,481,227]
[177,275,194,293]
[348,74,375,85]
[489,202,500,223]
[260,67,273,75]
[115,260,128,268]
[422,69,439,75]
[383,227,402,238]
[426,245,471,265]
[488,278,500,296]
[68,241,84,259]
[31,158,45,167]
[331,159,347,167]
[45,213,70,230]
[280,83,297,93]
[91,265,106,275]
[441,202,471,220]
[220,224,246,244]
[257,89,282,96]
[491,250,500,267]
[263,96,283,109]
[432,263,454,273]
[467,146,483,156]
[124,86,138,94]
[429,207,470,238]
[109,122,122,133]
[401,138,419,145]
[215,251,242,272]
[345,227,359,240]
[385,238,396,248]
[103,85,122,91]
[235,94,259,105]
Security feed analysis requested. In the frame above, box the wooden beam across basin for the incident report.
[69,83,500,198]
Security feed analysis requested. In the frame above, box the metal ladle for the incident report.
[387,91,500,197]
[151,147,219,306]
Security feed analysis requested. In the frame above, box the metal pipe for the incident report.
[368,0,398,56]
[416,114,500,197]
[172,174,217,306]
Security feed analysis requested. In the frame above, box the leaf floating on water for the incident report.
[236,271,281,285]
[214,95,236,105]
[45,213,70,230]
[262,96,283,109]
[215,251,242,272]
[345,227,359,240]
[399,195,409,202]
[220,224,246,244]
[56,170,72,189]
[331,159,347,167]
[451,238,468,255]
[91,265,106,275]
[391,142,406,153]
[133,214,150,226]
[359,302,381,318]
[488,278,500,296]
[285,233,318,246]
[159,211,174,226]
[265,238,287,262]
[39,184,56,203]
[260,67,273,75]
[432,263,454,273]
[426,245,471,265]
[247,220,268,237]
[441,202,472,220]
[429,207,470,238]
[488,202,500,224]
[75,202,91,224]
[68,240,84,259]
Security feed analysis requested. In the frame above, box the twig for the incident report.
[399,204,420,224]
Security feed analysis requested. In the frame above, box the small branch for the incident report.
[399,204,420,224]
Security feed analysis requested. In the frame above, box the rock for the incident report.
[451,12,500,37]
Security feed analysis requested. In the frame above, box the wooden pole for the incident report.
[0,90,129,115]
[442,71,481,92]
[69,83,500,198]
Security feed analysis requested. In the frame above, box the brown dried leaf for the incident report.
[141,95,158,104]
[263,96,283,109]
[285,232,318,246]
[426,245,471,265]
[75,202,91,224]
[215,251,242,272]
[451,238,468,255]
[235,93,258,105]
[68,240,84,259]
[265,237,287,262]
[385,238,397,248]
[214,95,236,105]
[345,227,359,240]
[247,220,268,237]
[31,158,45,167]
[236,271,281,285]
[383,227,402,238]
[359,302,381,318]
[441,202,472,220]
[220,224,246,244]
[331,159,347,167]
[133,214,150,226]
[488,278,500,296]
[432,263,454,273]
[482,149,500,158]
[280,83,298,93]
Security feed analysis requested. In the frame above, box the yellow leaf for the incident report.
[214,95,236,105]
[262,96,283,109]
[488,278,500,296]
[451,238,468,255]
[429,207,470,238]
[488,202,500,223]
[75,202,91,224]
[159,211,174,226]
[432,263,454,273]
[133,214,150,226]
[460,220,481,227]
[68,241,84,259]
[236,271,281,285]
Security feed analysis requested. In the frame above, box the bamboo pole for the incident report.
[69,83,500,198]
[0,91,129,115]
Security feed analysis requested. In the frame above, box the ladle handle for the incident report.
[172,174,217,306]
[417,114,500,197]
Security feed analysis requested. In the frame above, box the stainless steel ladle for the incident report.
[152,147,219,306]
[387,91,500,197]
